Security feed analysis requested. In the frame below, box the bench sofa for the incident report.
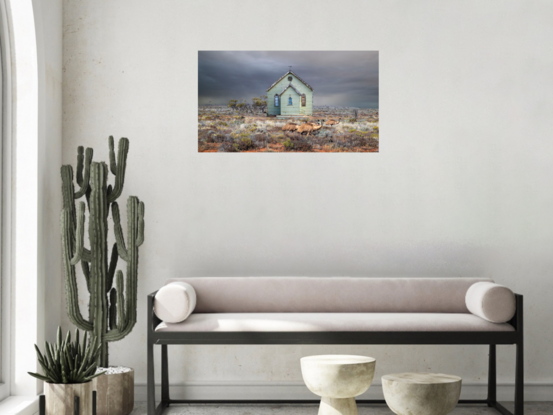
[147,277,523,415]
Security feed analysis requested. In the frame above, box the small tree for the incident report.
[252,95,267,114]
[236,100,247,112]
[228,100,238,111]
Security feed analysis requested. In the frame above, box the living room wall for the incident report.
[62,0,553,400]
[7,0,62,397]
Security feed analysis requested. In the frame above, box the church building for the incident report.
[266,70,313,116]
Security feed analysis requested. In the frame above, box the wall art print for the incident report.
[198,51,379,153]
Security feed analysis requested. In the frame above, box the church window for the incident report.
[301,94,306,106]
[275,95,279,107]
[288,96,293,105]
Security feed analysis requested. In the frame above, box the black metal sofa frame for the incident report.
[147,292,524,415]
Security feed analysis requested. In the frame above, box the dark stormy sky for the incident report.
[198,51,379,109]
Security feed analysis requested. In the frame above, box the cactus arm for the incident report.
[107,243,118,292]
[136,201,145,247]
[108,135,117,175]
[122,196,139,336]
[61,209,93,331]
[116,270,127,329]
[89,162,110,367]
[76,147,84,186]
[70,202,86,265]
[105,269,135,341]
[82,248,92,262]
[109,288,117,330]
[74,148,93,198]
[106,197,141,341]
[112,202,129,261]
[82,261,94,324]
[85,185,91,206]
[70,202,91,264]
[107,137,129,203]
[61,165,76,226]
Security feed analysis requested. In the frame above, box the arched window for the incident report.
[288,96,292,105]
[301,94,306,107]
[274,94,279,107]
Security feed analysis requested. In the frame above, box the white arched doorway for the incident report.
[0,1,63,412]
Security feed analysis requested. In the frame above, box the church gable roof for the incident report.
[278,83,302,96]
[267,70,313,92]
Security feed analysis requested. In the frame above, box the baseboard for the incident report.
[134,381,553,402]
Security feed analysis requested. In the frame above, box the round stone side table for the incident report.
[382,372,462,415]
[300,355,376,415]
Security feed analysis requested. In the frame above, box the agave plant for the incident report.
[28,327,105,384]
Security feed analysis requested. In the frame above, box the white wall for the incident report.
[62,0,553,400]
[5,0,62,397]
[33,0,63,371]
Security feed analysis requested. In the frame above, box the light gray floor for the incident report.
[131,402,553,415]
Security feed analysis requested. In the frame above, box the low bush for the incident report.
[237,137,255,151]
[205,130,226,143]
[218,142,238,152]
[317,129,333,139]
[253,134,268,148]
[283,135,313,152]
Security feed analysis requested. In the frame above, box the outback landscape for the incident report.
[198,106,379,153]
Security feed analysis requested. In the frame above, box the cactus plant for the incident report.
[61,136,145,367]
[28,327,105,384]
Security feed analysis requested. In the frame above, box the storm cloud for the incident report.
[198,51,378,109]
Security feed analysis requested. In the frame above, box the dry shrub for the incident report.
[334,133,379,150]
[236,137,255,151]
[205,130,227,143]
[283,133,313,152]
[218,142,238,152]
[253,134,268,148]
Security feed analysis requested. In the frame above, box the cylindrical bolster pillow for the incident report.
[465,282,516,323]
[154,282,197,323]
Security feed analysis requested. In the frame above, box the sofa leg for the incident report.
[515,341,524,415]
[147,340,156,415]
[487,344,497,406]
[162,345,170,403]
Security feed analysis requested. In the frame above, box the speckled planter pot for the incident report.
[92,368,134,415]
[44,381,94,415]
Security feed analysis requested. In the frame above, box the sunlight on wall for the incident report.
[9,0,38,397]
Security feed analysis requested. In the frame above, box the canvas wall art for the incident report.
[198,51,379,153]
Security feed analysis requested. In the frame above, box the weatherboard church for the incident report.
[266,69,313,116]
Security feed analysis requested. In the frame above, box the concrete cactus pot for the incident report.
[92,368,134,415]
[44,381,94,415]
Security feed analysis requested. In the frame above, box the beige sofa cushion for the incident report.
[154,281,196,323]
[155,313,515,333]
[466,282,516,323]
[162,277,492,313]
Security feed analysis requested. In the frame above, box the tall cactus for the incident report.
[61,136,145,367]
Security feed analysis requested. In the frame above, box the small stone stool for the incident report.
[300,355,376,415]
[382,372,462,415]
